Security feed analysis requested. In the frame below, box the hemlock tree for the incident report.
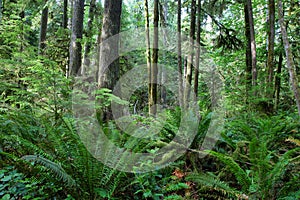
[244,0,252,97]
[98,0,122,120]
[38,0,48,55]
[82,0,96,75]
[193,0,201,97]
[0,0,2,23]
[149,0,159,116]
[245,0,257,95]
[184,0,196,106]
[69,0,85,76]
[177,0,183,107]
[144,0,152,115]
[266,0,275,99]
[278,0,300,116]
[62,0,68,29]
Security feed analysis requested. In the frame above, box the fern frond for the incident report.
[267,148,300,191]
[186,172,242,198]
[206,150,251,191]
[21,154,76,186]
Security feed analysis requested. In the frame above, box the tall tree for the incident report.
[278,0,300,116]
[69,0,85,76]
[149,0,159,116]
[144,0,152,114]
[266,0,275,99]
[177,0,183,107]
[245,0,257,95]
[38,0,48,55]
[184,0,196,105]
[0,0,2,23]
[244,0,252,96]
[97,0,122,120]
[82,0,96,75]
[159,1,168,106]
[62,0,68,29]
[193,0,201,97]
[274,50,283,110]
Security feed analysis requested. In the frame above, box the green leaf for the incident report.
[1,175,12,182]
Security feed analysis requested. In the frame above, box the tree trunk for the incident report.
[159,1,168,106]
[69,0,85,76]
[177,0,183,107]
[274,50,282,110]
[38,1,48,55]
[246,0,257,95]
[97,0,122,120]
[149,0,159,116]
[184,0,196,105]
[82,0,96,75]
[0,0,2,23]
[62,0,68,29]
[193,0,201,97]
[95,2,103,81]
[244,1,252,97]
[144,0,152,115]
[266,0,275,99]
[278,0,300,116]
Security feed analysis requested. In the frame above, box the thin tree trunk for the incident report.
[144,0,152,115]
[266,0,275,99]
[184,0,196,106]
[98,0,122,120]
[246,0,257,95]
[274,51,282,110]
[193,0,201,97]
[177,0,183,107]
[0,0,2,23]
[95,3,103,81]
[38,1,48,55]
[149,0,159,116]
[62,0,68,28]
[82,0,96,75]
[159,1,168,106]
[244,1,252,97]
[278,0,300,116]
[69,0,85,76]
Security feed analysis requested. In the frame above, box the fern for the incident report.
[206,150,251,192]
[186,172,243,199]
[265,148,300,195]
[21,155,76,186]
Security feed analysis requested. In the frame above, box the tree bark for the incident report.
[193,0,201,97]
[278,0,300,116]
[246,0,257,95]
[177,0,183,107]
[274,50,282,110]
[144,0,152,115]
[62,0,68,29]
[97,0,122,120]
[0,0,2,23]
[69,0,85,76]
[266,0,275,99]
[38,1,48,55]
[149,0,159,116]
[82,0,96,75]
[244,0,252,96]
[159,1,168,106]
[184,0,196,106]
[98,0,122,88]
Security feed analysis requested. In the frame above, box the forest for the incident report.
[0,0,299,199]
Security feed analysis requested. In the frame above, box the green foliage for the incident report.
[200,114,300,199]
[21,155,75,186]
[0,166,64,200]
[186,172,243,199]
